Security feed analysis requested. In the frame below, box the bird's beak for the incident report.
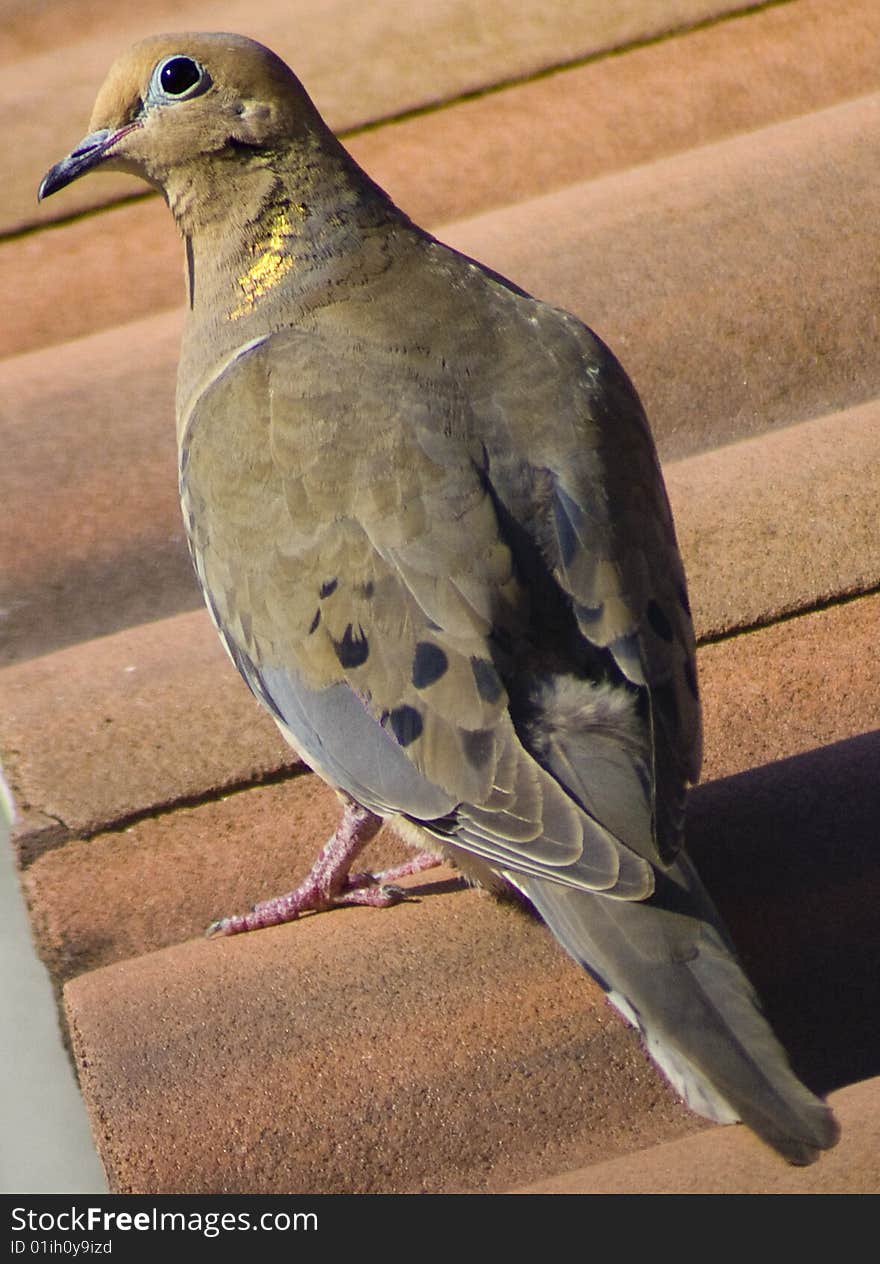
[38,123,139,200]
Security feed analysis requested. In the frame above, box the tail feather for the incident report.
[508,856,839,1165]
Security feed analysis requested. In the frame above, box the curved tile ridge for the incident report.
[3,334,878,674]
[60,591,880,1190]
[2,0,761,234]
[9,1,880,361]
[24,591,880,990]
[442,91,880,458]
[2,395,878,859]
[0,611,298,864]
[669,399,880,640]
[511,1078,879,1193]
[6,46,879,675]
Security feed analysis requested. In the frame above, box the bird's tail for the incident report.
[508,856,839,1164]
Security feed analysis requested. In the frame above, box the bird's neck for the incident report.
[172,135,404,427]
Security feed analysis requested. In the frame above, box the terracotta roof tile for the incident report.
[2,0,878,1194]
[443,91,880,458]
[1,612,296,863]
[514,1078,880,1193]
[3,0,760,233]
[8,94,880,661]
[16,594,877,1191]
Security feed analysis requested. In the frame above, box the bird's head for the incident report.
[38,32,328,204]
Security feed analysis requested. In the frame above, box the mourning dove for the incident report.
[40,32,838,1165]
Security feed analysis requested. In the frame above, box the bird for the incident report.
[39,31,838,1165]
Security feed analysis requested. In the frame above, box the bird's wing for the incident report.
[467,295,702,863]
[179,323,657,899]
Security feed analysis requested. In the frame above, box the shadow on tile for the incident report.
[687,729,880,1095]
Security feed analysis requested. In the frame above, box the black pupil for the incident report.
[160,58,201,95]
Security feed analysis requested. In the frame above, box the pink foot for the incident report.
[207,799,443,937]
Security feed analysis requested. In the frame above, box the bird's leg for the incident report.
[345,849,443,891]
[207,799,442,937]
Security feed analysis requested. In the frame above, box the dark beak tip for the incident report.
[36,128,119,203]
[37,163,67,203]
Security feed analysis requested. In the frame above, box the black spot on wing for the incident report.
[412,641,449,689]
[308,608,321,635]
[646,599,674,642]
[333,623,369,667]
[463,728,494,768]
[320,578,338,598]
[387,705,423,747]
[470,656,503,703]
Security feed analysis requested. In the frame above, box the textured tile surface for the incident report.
[5,0,758,232]
[9,0,878,360]
[48,594,880,1192]
[0,612,297,862]
[9,112,880,661]
[668,403,880,638]
[3,0,878,1196]
[514,1077,880,1193]
[443,93,880,458]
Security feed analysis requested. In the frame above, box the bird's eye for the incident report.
[151,55,211,101]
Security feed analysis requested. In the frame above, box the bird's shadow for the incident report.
[408,729,880,1097]
[685,728,880,1096]
[401,875,469,901]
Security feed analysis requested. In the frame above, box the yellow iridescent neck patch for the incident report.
[228,205,303,320]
